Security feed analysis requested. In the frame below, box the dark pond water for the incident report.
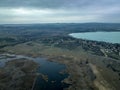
[33,58,69,90]
[0,54,69,90]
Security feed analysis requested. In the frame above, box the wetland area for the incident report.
[0,23,120,90]
[0,54,69,90]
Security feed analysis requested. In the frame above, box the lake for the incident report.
[69,32,120,44]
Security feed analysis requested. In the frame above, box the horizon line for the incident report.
[0,22,120,25]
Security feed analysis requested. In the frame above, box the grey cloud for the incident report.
[0,0,120,23]
[0,0,104,9]
[0,0,75,8]
[0,0,119,11]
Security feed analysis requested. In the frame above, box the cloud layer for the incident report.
[0,0,120,23]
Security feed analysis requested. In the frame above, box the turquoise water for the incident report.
[69,32,120,44]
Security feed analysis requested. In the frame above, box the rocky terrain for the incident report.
[0,59,38,90]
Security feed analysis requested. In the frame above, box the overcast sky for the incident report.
[0,0,120,24]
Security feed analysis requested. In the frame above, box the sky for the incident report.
[0,0,120,24]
